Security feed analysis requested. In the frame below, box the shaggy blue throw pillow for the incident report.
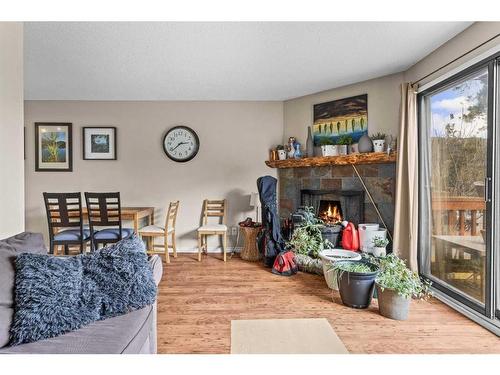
[9,234,157,346]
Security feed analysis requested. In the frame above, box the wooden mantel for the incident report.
[265,152,397,168]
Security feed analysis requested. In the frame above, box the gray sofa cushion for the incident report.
[0,233,46,348]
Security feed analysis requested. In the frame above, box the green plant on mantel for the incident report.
[336,135,353,145]
[276,144,285,150]
[319,137,334,146]
[370,132,386,140]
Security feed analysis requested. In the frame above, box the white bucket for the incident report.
[318,249,362,290]
[358,223,380,253]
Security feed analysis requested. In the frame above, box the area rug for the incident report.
[230,318,349,354]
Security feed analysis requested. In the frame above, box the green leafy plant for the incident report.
[372,236,389,248]
[327,260,377,287]
[319,137,334,146]
[370,132,386,140]
[288,207,332,258]
[374,254,432,299]
[276,144,285,150]
[333,261,374,274]
[336,135,353,145]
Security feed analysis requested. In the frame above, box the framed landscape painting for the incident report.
[35,123,73,172]
[313,94,368,146]
[83,127,117,160]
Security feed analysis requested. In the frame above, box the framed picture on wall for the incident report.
[35,122,73,172]
[312,94,368,146]
[82,127,117,160]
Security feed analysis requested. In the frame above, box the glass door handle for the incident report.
[485,177,492,202]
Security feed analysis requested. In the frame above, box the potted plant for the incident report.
[372,235,389,257]
[276,145,287,160]
[370,133,386,152]
[374,254,432,320]
[330,260,379,309]
[288,207,333,274]
[319,138,337,157]
[336,135,353,155]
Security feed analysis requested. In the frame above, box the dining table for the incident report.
[81,206,155,233]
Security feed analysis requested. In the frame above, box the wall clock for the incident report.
[163,125,200,162]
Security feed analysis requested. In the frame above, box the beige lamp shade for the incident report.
[249,192,261,208]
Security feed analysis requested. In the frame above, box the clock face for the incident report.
[163,126,200,162]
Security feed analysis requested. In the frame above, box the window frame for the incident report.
[417,52,500,321]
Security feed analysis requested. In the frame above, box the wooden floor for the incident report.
[157,254,500,354]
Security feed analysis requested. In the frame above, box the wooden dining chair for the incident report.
[197,199,228,262]
[43,192,91,255]
[84,192,133,250]
[139,201,179,263]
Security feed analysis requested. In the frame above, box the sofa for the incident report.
[0,232,162,354]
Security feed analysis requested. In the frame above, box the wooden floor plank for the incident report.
[157,255,500,354]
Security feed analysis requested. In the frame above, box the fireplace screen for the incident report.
[300,189,365,226]
[318,200,343,224]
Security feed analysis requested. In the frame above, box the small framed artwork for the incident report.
[82,127,117,160]
[35,122,73,172]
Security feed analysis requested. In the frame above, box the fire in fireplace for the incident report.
[318,200,343,224]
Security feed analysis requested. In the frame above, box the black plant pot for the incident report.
[321,224,342,247]
[336,260,379,309]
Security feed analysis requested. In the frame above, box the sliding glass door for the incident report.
[419,55,498,323]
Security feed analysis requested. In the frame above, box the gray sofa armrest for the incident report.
[148,254,163,286]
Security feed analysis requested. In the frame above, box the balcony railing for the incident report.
[431,196,485,236]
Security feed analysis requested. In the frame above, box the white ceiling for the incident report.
[24,22,472,101]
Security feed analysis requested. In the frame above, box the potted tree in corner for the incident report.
[375,254,432,320]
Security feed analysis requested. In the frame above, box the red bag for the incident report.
[271,250,298,276]
[341,222,359,251]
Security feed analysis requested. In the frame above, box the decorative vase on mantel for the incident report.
[294,142,302,159]
[358,133,373,153]
[306,126,314,157]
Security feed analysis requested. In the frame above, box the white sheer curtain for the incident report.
[393,83,419,271]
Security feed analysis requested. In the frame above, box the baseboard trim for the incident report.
[171,247,242,253]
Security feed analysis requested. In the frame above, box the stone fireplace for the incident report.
[278,163,396,234]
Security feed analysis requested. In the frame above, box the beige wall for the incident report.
[24,101,283,251]
[283,72,404,146]
[405,22,500,85]
[0,23,24,239]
